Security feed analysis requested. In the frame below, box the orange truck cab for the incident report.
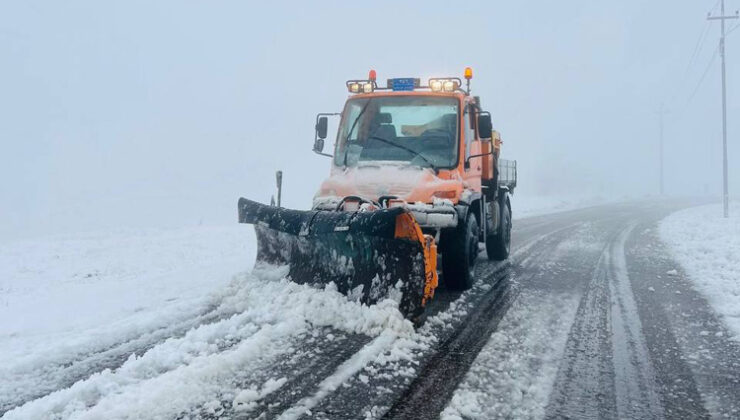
[311,68,516,290]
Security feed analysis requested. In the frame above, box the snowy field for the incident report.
[659,202,740,339]
[0,226,255,357]
[511,194,632,220]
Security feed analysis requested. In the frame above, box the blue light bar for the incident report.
[388,78,420,91]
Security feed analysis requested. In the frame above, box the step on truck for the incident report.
[239,67,517,322]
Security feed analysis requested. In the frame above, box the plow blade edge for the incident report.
[238,198,437,320]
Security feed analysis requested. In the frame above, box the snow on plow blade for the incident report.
[238,198,438,320]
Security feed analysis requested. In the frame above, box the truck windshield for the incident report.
[334,96,459,169]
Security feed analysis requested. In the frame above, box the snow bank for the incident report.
[659,202,740,339]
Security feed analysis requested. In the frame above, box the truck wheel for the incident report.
[486,200,511,260]
[442,215,478,290]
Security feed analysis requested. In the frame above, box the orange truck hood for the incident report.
[314,163,463,204]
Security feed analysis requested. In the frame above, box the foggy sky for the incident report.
[1,1,738,241]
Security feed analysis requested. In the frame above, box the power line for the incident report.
[685,22,711,76]
[727,21,740,36]
[669,2,722,108]
[687,45,719,103]
[711,0,723,15]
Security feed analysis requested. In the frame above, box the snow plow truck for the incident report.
[238,68,516,323]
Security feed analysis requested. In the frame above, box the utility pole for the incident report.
[275,170,283,207]
[708,0,738,218]
[658,103,667,195]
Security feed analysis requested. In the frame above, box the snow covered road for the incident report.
[443,200,740,420]
[3,200,740,419]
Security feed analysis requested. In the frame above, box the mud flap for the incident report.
[238,198,437,320]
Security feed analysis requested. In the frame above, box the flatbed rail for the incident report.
[498,159,517,190]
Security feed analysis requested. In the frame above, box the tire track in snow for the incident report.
[440,222,605,420]
[545,232,620,419]
[377,223,586,419]
[546,224,664,419]
[0,301,240,415]
[277,332,401,420]
[607,224,663,419]
[627,223,735,418]
[3,314,309,420]
[383,268,514,419]
[188,330,372,419]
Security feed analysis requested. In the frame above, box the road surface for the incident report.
[3,200,739,419]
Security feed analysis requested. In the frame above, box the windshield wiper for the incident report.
[343,99,373,167]
[366,135,439,174]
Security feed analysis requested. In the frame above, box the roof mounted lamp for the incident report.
[464,67,473,94]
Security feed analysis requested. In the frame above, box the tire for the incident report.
[442,214,479,290]
[486,199,511,260]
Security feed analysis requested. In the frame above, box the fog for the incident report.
[1,1,738,241]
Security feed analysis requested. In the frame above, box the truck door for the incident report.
[463,104,482,189]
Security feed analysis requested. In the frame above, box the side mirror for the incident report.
[313,138,325,153]
[313,112,340,157]
[316,116,328,140]
[478,113,492,139]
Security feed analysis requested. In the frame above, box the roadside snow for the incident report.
[659,202,740,339]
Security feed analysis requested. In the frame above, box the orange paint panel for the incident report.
[393,213,439,306]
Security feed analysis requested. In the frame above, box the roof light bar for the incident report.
[428,77,461,92]
[345,68,471,94]
[346,80,375,93]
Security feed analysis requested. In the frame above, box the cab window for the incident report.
[334,96,459,169]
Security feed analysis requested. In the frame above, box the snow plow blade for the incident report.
[238,197,438,320]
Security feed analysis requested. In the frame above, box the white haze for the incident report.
[1,1,738,240]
